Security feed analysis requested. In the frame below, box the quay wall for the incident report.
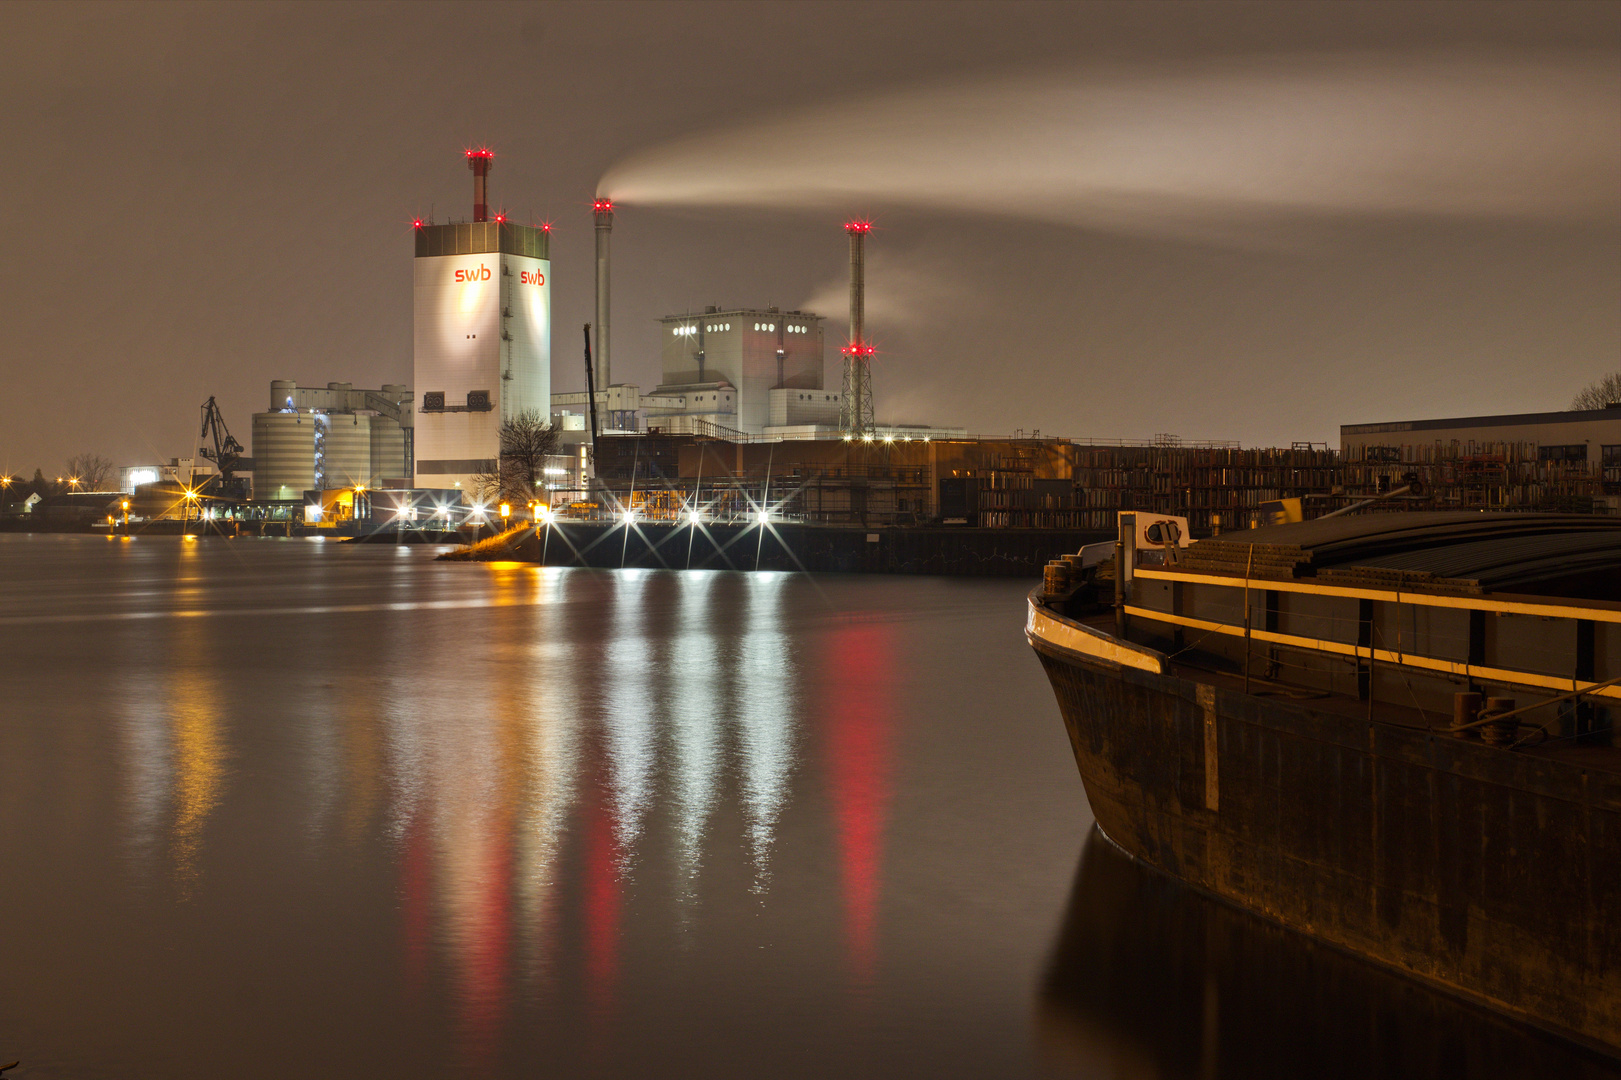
[506,522,1111,577]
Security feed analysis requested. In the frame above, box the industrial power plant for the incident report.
[25,146,1613,545]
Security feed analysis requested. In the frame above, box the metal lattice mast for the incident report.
[840,220,875,436]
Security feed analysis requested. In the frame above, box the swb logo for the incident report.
[454,265,492,282]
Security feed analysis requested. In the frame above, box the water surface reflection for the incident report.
[1041,830,1621,1080]
[7,536,1590,1079]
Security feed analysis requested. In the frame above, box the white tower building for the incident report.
[412,150,551,491]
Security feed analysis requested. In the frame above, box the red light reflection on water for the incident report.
[825,621,896,987]
[584,787,621,1022]
[458,818,513,1063]
[401,809,432,999]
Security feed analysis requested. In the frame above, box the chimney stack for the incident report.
[594,199,614,390]
[466,149,494,223]
[841,220,875,436]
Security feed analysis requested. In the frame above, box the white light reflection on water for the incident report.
[514,567,584,979]
[603,569,656,877]
[667,570,723,920]
[736,572,798,893]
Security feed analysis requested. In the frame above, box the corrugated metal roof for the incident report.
[1319,531,1621,591]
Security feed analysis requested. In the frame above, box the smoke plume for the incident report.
[599,50,1619,236]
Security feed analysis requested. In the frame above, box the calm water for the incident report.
[0,535,1613,1079]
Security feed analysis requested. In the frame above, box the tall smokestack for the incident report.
[840,220,875,436]
[466,149,494,223]
[594,199,614,390]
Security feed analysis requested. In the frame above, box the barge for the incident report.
[1027,511,1621,1056]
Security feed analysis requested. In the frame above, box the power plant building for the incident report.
[412,151,551,490]
[634,307,842,437]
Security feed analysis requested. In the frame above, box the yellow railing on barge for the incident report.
[1125,567,1621,702]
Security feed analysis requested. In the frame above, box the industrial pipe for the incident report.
[1318,481,1422,520]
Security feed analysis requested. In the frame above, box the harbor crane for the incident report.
[198,396,248,499]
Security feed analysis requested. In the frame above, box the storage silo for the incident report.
[370,414,406,484]
[322,411,371,489]
[253,411,315,500]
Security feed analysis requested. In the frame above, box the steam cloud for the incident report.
[599,51,1620,235]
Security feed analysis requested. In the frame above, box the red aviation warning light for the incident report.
[412,217,425,229]
[494,212,506,223]
[541,221,553,233]
[593,199,614,214]
[845,220,872,234]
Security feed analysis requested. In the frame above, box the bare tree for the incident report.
[469,458,503,506]
[64,452,114,491]
[470,410,561,508]
[1571,373,1621,411]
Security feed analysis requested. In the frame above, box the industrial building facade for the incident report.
[412,220,551,490]
[643,306,838,436]
[582,433,1342,532]
[553,305,846,440]
[1342,407,1621,511]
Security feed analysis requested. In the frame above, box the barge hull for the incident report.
[1030,626,1621,1056]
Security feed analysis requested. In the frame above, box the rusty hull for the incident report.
[1030,619,1621,1057]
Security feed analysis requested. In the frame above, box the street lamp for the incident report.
[500,503,511,528]
[121,499,130,534]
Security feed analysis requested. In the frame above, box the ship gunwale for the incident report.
[1028,590,1621,798]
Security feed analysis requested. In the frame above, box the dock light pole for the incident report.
[122,499,130,535]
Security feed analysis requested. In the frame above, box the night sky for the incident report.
[2,1,1616,476]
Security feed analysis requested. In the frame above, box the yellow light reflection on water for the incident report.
[169,667,225,894]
